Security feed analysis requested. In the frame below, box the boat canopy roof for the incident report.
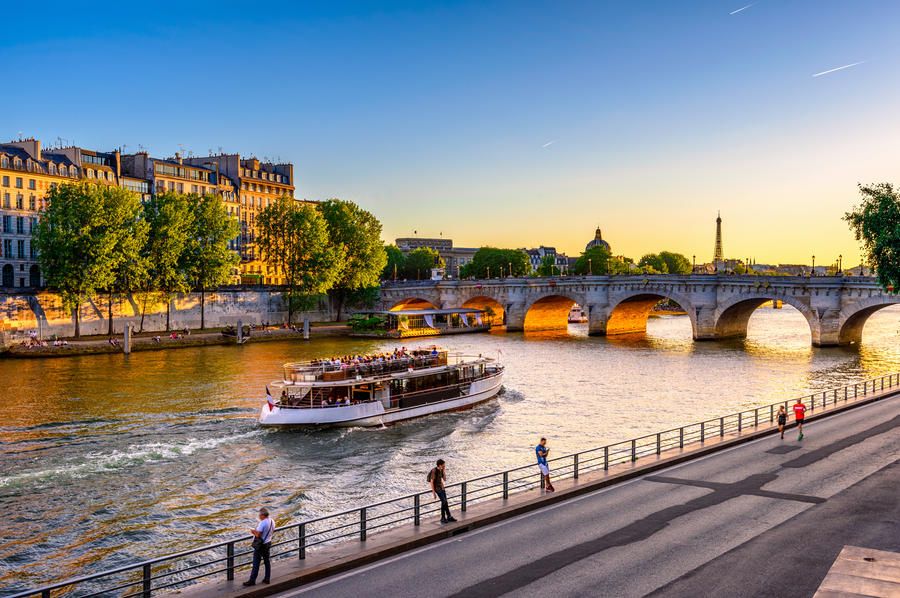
[352,308,486,316]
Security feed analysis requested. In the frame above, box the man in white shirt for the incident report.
[244,508,274,586]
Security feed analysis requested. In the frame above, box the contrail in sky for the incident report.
[542,140,556,148]
[729,3,755,15]
[812,61,866,77]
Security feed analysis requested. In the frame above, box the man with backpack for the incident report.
[429,459,457,523]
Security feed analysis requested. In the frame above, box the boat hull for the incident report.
[258,371,503,427]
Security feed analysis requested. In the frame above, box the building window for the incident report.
[29,196,35,211]
[168,182,175,191]
[16,194,23,209]
[15,177,23,188]
[17,239,24,258]
[1,176,7,187]
[17,217,24,234]
[191,185,198,194]
[177,183,184,193]
[49,164,57,175]
[3,239,11,257]
[30,217,36,233]
[28,179,35,190]
[3,193,9,208]
[30,242,37,259]
[0,157,7,168]
[2,215,10,232]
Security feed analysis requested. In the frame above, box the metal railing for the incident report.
[9,373,899,598]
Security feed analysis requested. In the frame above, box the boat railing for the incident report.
[8,373,898,598]
[282,353,492,384]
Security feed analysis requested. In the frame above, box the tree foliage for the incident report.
[33,182,147,336]
[572,245,630,275]
[461,247,530,278]
[382,245,405,280]
[318,199,387,320]
[845,183,899,290]
[638,251,691,275]
[258,197,342,321]
[536,254,560,276]
[403,247,445,279]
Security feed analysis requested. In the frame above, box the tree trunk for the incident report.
[139,293,147,333]
[74,304,81,338]
[287,285,294,324]
[166,299,171,332]
[108,290,114,336]
[334,292,345,322]
[200,288,205,330]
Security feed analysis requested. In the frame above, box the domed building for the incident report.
[585,227,610,253]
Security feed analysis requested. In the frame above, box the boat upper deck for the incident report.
[280,349,494,386]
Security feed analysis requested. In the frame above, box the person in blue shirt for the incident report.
[536,438,555,492]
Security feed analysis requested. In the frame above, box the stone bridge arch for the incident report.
[837,294,900,345]
[459,295,506,326]
[521,292,588,332]
[604,288,697,337]
[714,293,818,342]
[387,297,439,311]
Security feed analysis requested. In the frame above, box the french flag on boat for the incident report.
[266,386,275,411]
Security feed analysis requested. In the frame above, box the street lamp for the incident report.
[811,255,815,277]
[838,254,842,274]
[589,258,592,275]
[692,255,696,273]
[487,266,490,279]
[509,261,512,278]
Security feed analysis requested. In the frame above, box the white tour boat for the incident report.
[258,348,504,427]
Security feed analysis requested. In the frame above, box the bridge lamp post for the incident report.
[509,261,512,278]
[589,258,592,275]
[811,255,815,277]
[692,255,696,273]
[838,254,842,275]
[487,266,490,279]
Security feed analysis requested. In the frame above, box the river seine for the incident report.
[1,307,899,593]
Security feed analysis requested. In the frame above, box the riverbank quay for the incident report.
[10,375,898,598]
[2,324,350,358]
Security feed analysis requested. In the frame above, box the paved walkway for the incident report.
[813,546,900,597]
[266,394,900,598]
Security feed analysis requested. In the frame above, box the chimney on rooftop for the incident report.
[175,152,183,165]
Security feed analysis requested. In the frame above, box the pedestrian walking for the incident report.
[243,508,274,586]
[777,405,787,439]
[536,438,554,492]
[792,399,807,440]
[429,459,457,523]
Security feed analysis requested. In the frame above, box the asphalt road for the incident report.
[279,395,900,598]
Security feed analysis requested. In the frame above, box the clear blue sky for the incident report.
[4,1,899,264]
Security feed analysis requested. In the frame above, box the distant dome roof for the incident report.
[586,227,610,252]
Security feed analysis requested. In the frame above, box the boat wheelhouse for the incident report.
[259,348,503,427]
[348,308,494,338]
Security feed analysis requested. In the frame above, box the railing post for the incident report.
[844,387,848,402]
[770,404,774,422]
[855,384,858,398]
[754,408,758,428]
[881,377,884,391]
[679,427,684,449]
[226,541,235,580]
[540,470,545,490]
[503,472,509,499]
[461,482,467,512]
[720,417,725,437]
[631,439,637,461]
[414,495,421,525]
[574,454,579,479]
[656,433,661,455]
[833,389,837,405]
[604,446,609,470]
[738,412,742,432]
[864,382,867,396]
[299,523,306,559]
[700,422,705,442]
[143,563,152,598]
[360,508,366,542]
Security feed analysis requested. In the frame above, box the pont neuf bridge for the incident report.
[377,274,899,346]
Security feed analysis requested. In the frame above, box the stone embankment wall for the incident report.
[0,290,332,342]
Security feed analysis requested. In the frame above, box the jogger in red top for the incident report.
[793,399,807,440]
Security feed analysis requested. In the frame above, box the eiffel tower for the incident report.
[713,211,724,269]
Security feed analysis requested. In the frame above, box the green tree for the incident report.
[33,182,143,337]
[318,199,387,321]
[257,197,342,323]
[139,192,195,331]
[461,247,530,278]
[638,253,669,273]
[733,263,747,275]
[403,247,445,280]
[573,245,616,275]
[537,254,560,276]
[658,251,692,275]
[382,245,405,281]
[845,183,899,290]
[183,193,240,330]
[103,187,149,335]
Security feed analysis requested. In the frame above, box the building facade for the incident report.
[185,155,298,285]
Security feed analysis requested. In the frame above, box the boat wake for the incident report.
[0,430,263,490]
